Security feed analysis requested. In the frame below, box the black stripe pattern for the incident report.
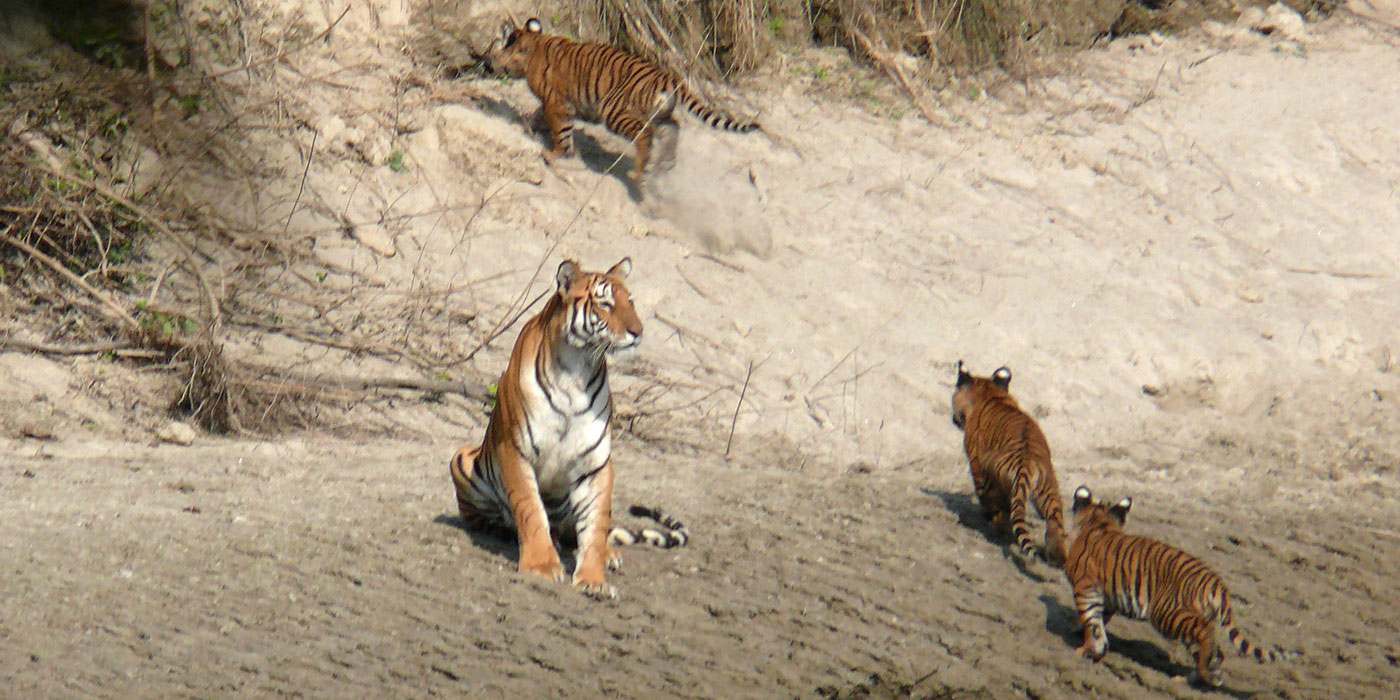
[1065,487,1299,687]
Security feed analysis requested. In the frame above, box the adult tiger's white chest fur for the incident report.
[517,346,613,503]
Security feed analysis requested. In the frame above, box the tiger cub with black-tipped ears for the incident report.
[950,361,1068,567]
[1065,486,1299,687]
[448,258,688,599]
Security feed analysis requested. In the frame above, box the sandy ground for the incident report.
[3,1,1400,698]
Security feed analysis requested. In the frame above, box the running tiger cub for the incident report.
[485,17,759,190]
[951,361,1068,567]
[449,258,688,599]
[1065,486,1299,687]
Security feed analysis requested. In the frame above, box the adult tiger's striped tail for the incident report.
[609,505,690,548]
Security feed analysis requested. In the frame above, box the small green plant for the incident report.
[966,85,982,100]
[68,156,97,181]
[435,370,452,381]
[177,93,203,118]
[106,239,135,266]
[43,175,79,195]
[103,114,130,140]
[135,302,198,339]
[387,149,407,173]
[768,15,784,38]
[315,269,328,283]
[814,66,827,81]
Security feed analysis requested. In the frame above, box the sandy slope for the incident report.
[3,2,1400,698]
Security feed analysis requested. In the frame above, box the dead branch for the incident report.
[243,366,491,402]
[0,334,164,359]
[17,131,223,327]
[846,19,944,127]
[206,6,352,80]
[0,227,142,333]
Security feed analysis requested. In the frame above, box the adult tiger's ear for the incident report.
[607,257,632,280]
[992,366,1012,390]
[955,359,972,388]
[1072,485,1092,512]
[525,17,542,33]
[1109,497,1132,525]
[556,259,579,295]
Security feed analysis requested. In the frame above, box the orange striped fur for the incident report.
[448,258,686,599]
[1066,486,1299,687]
[951,361,1068,567]
[486,17,758,189]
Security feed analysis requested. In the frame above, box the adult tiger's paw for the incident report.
[519,558,566,583]
[605,547,623,572]
[574,579,617,600]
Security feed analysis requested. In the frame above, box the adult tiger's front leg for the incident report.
[569,459,617,599]
[497,449,565,582]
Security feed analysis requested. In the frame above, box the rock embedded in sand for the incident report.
[157,421,198,446]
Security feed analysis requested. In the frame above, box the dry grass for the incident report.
[2,1,492,436]
[574,1,1125,80]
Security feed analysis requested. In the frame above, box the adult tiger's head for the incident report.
[485,17,544,78]
[1070,485,1132,533]
[950,360,1012,430]
[554,257,643,353]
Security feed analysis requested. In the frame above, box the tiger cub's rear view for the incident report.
[485,17,759,191]
[950,361,1068,567]
[1065,486,1299,687]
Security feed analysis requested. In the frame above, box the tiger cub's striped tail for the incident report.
[1221,602,1301,663]
[609,505,690,548]
[675,84,759,133]
[1008,473,1038,562]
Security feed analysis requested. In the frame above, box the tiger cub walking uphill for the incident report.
[485,17,759,193]
[1065,486,1299,687]
[449,259,687,600]
[950,362,1069,567]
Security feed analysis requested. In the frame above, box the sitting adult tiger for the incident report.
[449,258,687,599]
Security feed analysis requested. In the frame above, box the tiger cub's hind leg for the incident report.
[650,120,679,175]
[1073,583,1110,661]
[1189,618,1226,688]
[1032,478,1069,567]
[603,110,655,192]
[972,474,1008,534]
